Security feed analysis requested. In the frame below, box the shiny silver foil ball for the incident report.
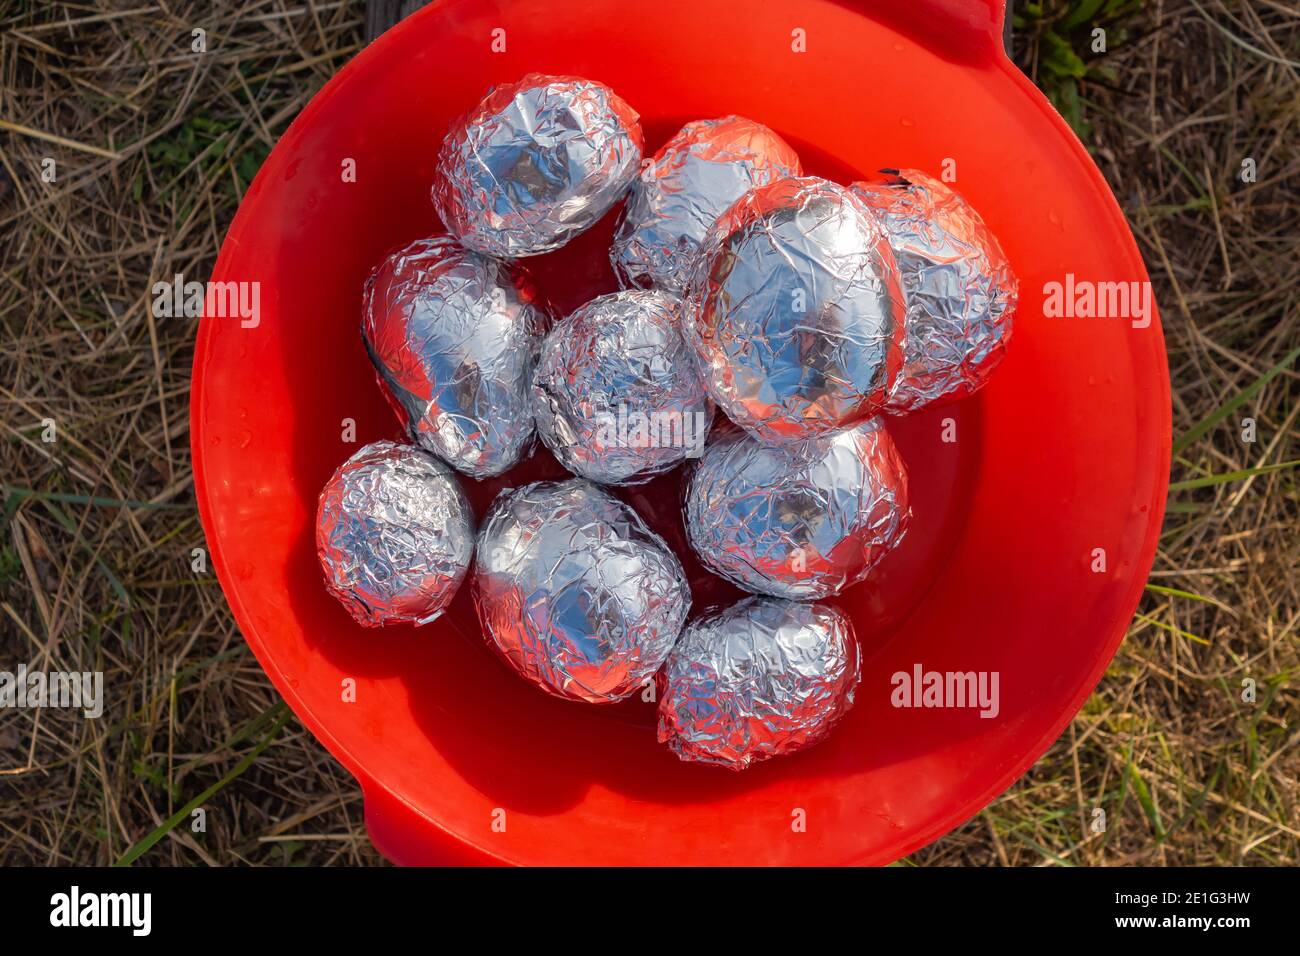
[432,73,643,258]
[362,236,547,479]
[685,419,909,600]
[849,169,1017,413]
[657,596,860,771]
[474,479,690,703]
[683,176,905,444]
[531,289,713,486]
[316,440,474,628]
[611,115,803,294]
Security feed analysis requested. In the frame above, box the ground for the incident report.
[0,0,1296,866]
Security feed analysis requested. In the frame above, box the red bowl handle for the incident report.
[363,782,506,866]
[843,0,1007,64]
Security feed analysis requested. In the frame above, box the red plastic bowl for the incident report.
[192,0,1169,865]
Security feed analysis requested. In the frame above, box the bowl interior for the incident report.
[193,0,1169,864]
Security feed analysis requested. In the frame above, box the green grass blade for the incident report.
[2,485,188,511]
[171,646,248,686]
[1168,459,1300,491]
[1126,762,1167,842]
[1134,611,1210,645]
[1162,759,1225,841]
[1007,830,1078,866]
[114,703,290,866]
[38,500,131,607]
[1144,583,1234,613]
[1171,344,1300,455]
[1062,0,1107,31]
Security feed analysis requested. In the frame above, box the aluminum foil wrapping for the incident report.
[683,176,906,443]
[657,596,860,770]
[432,73,643,258]
[849,169,1017,413]
[474,478,690,703]
[610,116,803,294]
[685,419,909,600]
[316,440,474,627]
[362,236,547,479]
[531,289,713,486]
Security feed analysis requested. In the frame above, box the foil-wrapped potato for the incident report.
[362,236,547,479]
[531,289,713,485]
[683,176,905,443]
[432,73,643,258]
[657,597,860,771]
[316,440,473,627]
[850,169,1017,413]
[611,115,802,293]
[685,419,909,600]
[474,478,690,703]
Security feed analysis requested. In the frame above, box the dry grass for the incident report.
[0,0,1295,866]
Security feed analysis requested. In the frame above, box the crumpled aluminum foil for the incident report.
[610,116,803,294]
[849,169,1017,413]
[657,596,860,771]
[685,419,909,600]
[531,289,713,486]
[316,440,474,627]
[432,73,643,258]
[474,478,690,703]
[362,236,547,479]
[683,176,906,444]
